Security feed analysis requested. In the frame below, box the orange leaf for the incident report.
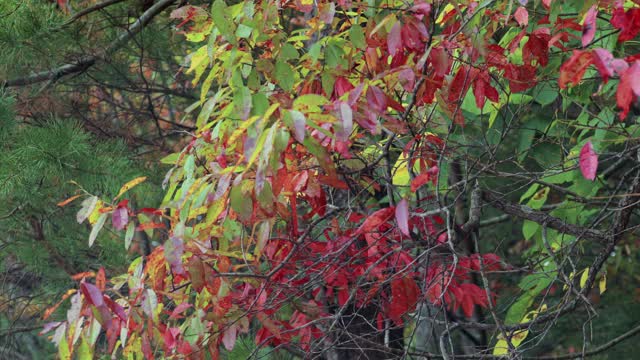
[137,222,166,231]
[96,267,106,292]
[42,289,76,320]
[57,194,82,207]
[70,271,95,281]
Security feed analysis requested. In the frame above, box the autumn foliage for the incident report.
[42,0,640,358]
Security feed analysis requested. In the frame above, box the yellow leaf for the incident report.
[579,267,590,289]
[493,304,546,355]
[436,4,456,24]
[88,200,104,225]
[599,273,607,294]
[187,45,210,85]
[216,250,255,261]
[115,176,148,200]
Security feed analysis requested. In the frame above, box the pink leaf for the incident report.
[582,5,597,47]
[165,236,186,276]
[514,6,528,27]
[366,86,388,113]
[579,141,598,181]
[395,199,410,236]
[388,22,402,56]
[170,302,192,319]
[112,206,128,231]
[290,110,306,143]
[591,48,614,82]
[40,322,63,335]
[222,324,238,351]
[80,282,105,307]
[338,101,353,142]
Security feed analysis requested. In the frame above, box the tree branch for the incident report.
[2,0,177,88]
[482,190,609,243]
[63,0,129,26]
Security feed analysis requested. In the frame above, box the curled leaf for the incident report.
[582,5,597,47]
[579,141,598,181]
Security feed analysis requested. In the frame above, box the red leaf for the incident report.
[504,64,537,93]
[333,77,354,98]
[389,276,419,325]
[582,5,598,47]
[579,141,598,181]
[388,22,402,56]
[514,7,528,27]
[356,207,395,235]
[472,70,499,109]
[617,61,640,119]
[141,334,154,360]
[103,296,127,321]
[410,166,439,192]
[611,7,640,43]
[112,206,128,231]
[395,199,410,236]
[558,50,593,89]
[523,30,550,67]
[448,65,473,102]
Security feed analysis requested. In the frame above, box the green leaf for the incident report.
[89,212,108,247]
[233,86,252,120]
[522,220,539,240]
[230,183,253,222]
[125,222,135,250]
[280,43,299,61]
[526,187,549,210]
[350,25,366,49]
[211,0,237,45]
[275,59,294,92]
[325,41,346,69]
[58,327,71,360]
[532,81,558,106]
[308,42,322,64]
[321,72,335,98]
[77,336,93,360]
[519,183,540,203]
[236,23,253,38]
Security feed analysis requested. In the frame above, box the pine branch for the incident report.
[1,0,177,88]
[63,0,129,26]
